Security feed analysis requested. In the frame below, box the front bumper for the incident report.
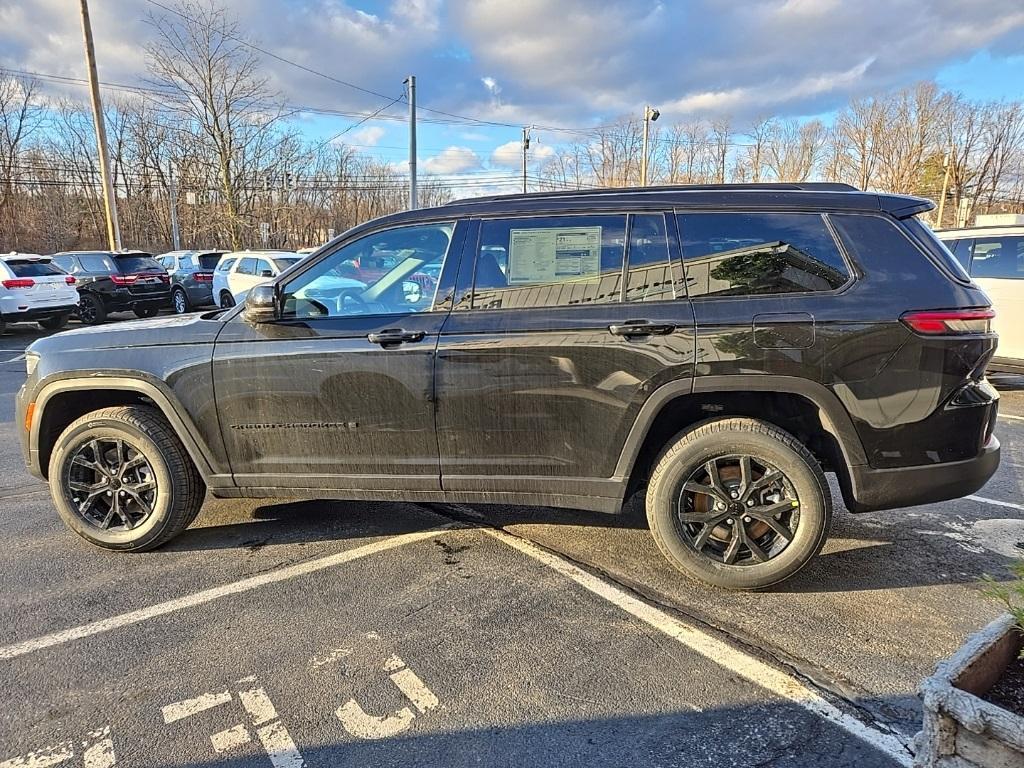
[845,435,1001,512]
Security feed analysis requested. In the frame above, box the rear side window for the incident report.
[472,215,626,309]
[52,256,76,273]
[970,236,1024,279]
[114,256,162,273]
[625,214,678,302]
[6,261,64,277]
[216,258,236,273]
[678,212,849,297]
[236,258,257,275]
[79,255,115,273]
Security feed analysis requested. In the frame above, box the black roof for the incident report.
[343,183,934,241]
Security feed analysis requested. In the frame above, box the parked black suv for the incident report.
[51,251,171,324]
[19,184,1000,589]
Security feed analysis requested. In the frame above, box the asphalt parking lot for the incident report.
[1,320,1022,767]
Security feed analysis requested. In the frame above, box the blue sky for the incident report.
[2,0,1024,192]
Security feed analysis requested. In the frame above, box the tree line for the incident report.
[2,1,1023,255]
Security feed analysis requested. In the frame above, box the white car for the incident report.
[0,253,80,334]
[212,251,304,308]
[937,224,1024,373]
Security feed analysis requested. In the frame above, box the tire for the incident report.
[219,291,235,308]
[38,313,70,331]
[48,405,206,551]
[133,305,160,319]
[77,293,106,324]
[646,417,832,591]
[0,316,5,335]
[172,288,190,315]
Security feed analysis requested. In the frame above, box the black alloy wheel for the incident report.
[676,455,799,566]
[64,437,158,531]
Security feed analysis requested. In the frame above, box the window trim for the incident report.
[675,209,857,302]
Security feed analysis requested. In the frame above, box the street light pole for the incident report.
[404,75,417,210]
[78,0,121,251]
[937,150,953,228]
[168,166,180,250]
[640,105,659,187]
[522,127,531,194]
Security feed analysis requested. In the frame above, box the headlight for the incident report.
[25,352,39,377]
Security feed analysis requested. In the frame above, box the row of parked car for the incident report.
[0,247,333,333]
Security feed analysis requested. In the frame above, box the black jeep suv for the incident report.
[18,184,1000,589]
[51,251,171,323]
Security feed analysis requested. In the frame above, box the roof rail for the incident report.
[452,182,860,205]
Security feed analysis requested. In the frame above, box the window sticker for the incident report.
[507,226,603,284]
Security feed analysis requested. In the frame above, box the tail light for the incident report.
[194,272,213,282]
[901,308,995,335]
[110,274,137,286]
[2,278,35,289]
[158,274,169,283]
[64,275,76,285]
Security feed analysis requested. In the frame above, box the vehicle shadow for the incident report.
[144,699,914,768]
[166,492,1020,593]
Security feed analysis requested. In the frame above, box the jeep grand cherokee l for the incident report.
[18,184,1000,590]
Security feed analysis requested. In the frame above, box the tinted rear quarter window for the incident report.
[678,212,849,297]
[831,214,958,283]
[6,261,65,277]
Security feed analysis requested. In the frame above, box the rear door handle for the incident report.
[367,329,426,346]
[608,320,676,337]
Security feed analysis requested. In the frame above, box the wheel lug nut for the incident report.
[106,491,112,496]
[747,499,755,507]
[726,518,734,525]
[744,516,752,523]
[730,492,738,499]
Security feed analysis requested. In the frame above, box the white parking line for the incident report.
[998,413,1024,422]
[966,494,1024,512]
[0,525,456,662]
[483,526,913,766]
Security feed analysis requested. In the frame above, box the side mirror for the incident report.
[260,269,274,278]
[242,283,278,324]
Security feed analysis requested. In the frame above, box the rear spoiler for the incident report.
[878,194,935,219]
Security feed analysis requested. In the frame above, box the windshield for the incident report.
[115,255,163,273]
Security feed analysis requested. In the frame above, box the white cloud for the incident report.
[491,139,554,167]
[345,126,386,147]
[422,146,482,174]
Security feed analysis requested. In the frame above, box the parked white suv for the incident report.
[0,253,80,334]
[937,225,1024,373]
[212,251,304,308]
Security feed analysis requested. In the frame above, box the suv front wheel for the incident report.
[646,418,831,590]
[48,406,206,551]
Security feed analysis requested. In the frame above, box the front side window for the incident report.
[471,215,626,309]
[679,212,849,297]
[281,222,453,319]
[970,236,1024,279]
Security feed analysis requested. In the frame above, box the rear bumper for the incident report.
[845,435,1001,512]
[1,304,77,323]
[184,283,214,306]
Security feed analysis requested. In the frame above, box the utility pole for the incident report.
[168,166,181,250]
[405,75,417,210]
[937,150,953,228]
[640,105,660,187]
[78,0,121,251]
[521,127,531,194]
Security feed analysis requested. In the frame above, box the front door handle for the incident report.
[608,320,676,337]
[367,329,426,346]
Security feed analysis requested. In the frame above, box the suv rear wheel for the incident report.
[48,406,205,551]
[172,288,189,314]
[77,293,106,325]
[646,418,831,590]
